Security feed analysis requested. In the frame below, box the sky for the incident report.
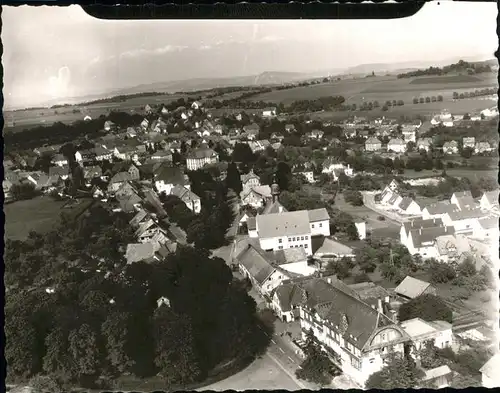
[2,2,498,109]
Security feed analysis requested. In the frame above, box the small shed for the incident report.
[394,276,436,300]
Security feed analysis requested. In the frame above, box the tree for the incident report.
[101,312,136,374]
[431,96,437,102]
[453,92,459,99]
[398,294,452,324]
[296,329,339,386]
[381,105,388,112]
[10,182,39,200]
[425,96,431,103]
[437,95,443,101]
[429,260,456,283]
[343,190,363,206]
[366,352,423,389]
[413,97,419,104]
[397,100,404,106]
[457,256,476,277]
[231,142,255,164]
[153,307,200,386]
[29,375,65,393]
[275,161,292,191]
[225,162,242,194]
[68,324,102,378]
[419,97,425,104]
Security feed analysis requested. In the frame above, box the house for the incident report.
[144,104,153,114]
[298,276,410,387]
[262,107,277,118]
[254,208,330,256]
[343,127,357,139]
[434,234,471,262]
[472,217,499,240]
[293,168,315,184]
[306,130,324,140]
[170,185,202,214]
[241,169,261,191]
[117,191,143,213]
[104,120,116,132]
[285,124,296,133]
[125,242,161,264]
[398,197,421,215]
[94,146,113,161]
[83,166,102,181]
[420,365,453,388]
[114,145,137,161]
[34,144,62,157]
[154,165,190,194]
[51,154,68,167]
[462,137,475,150]
[441,209,484,234]
[387,138,406,153]
[394,276,437,300]
[150,150,173,162]
[416,138,432,152]
[248,140,270,153]
[442,141,459,155]
[365,137,382,152]
[161,106,169,115]
[480,107,499,118]
[272,247,316,277]
[421,201,458,220]
[237,243,291,296]
[48,165,70,180]
[475,141,492,154]
[186,147,219,171]
[242,123,260,140]
[313,237,355,261]
[108,172,132,193]
[450,191,476,211]
[354,221,366,240]
[405,225,455,257]
[92,185,105,199]
[399,218,443,246]
[322,158,353,177]
[480,353,500,388]
[479,190,499,211]
[240,185,273,208]
[191,101,202,110]
[401,126,417,143]
[400,317,453,353]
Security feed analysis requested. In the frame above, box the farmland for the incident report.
[4,93,195,133]
[244,74,497,107]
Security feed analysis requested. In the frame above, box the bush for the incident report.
[429,260,456,283]
[398,294,453,324]
[343,190,363,206]
[377,215,386,221]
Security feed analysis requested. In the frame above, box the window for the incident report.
[312,224,315,228]
[369,358,375,364]
[305,236,308,240]
[301,236,304,240]
[278,246,283,250]
[319,223,323,227]
[279,238,282,243]
[288,238,291,242]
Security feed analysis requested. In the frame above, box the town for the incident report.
[5,88,499,391]
[3,4,499,393]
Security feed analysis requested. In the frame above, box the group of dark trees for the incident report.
[409,175,497,199]
[412,95,444,104]
[397,60,493,79]
[5,203,269,391]
[452,88,497,100]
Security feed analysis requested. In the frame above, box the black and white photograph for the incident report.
[2,2,499,392]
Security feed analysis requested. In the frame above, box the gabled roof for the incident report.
[256,210,310,238]
[394,276,433,299]
[446,208,484,221]
[478,217,498,230]
[409,226,455,248]
[482,190,499,206]
[154,165,188,185]
[424,201,457,215]
[125,242,160,264]
[347,282,391,306]
[241,185,272,200]
[388,138,404,145]
[48,166,70,177]
[308,208,330,222]
[170,185,200,203]
[241,169,260,184]
[110,172,132,184]
[247,216,257,231]
[187,147,218,160]
[480,353,500,378]
[118,192,142,213]
[237,244,278,285]
[313,237,354,257]
[130,209,148,227]
[273,247,308,265]
[399,197,418,211]
[365,137,381,145]
[402,218,444,236]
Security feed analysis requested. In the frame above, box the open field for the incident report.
[401,168,497,181]
[199,354,302,391]
[4,93,195,133]
[245,74,497,112]
[4,196,66,240]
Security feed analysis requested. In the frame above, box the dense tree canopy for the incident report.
[398,294,453,324]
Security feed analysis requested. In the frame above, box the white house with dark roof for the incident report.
[400,318,453,353]
[441,208,484,234]
[475,141,493,154]
[398,197,421,215]
[463,137,476,150]
[416,138,432,152]
[450,191,476,211]
[298,277,411,387]
[254,208,330,256]
[186,147,219,171]
[240,185,273,208]
[154,165,190,195]
[240,169,261,191]
[422,201,458,220]
[262,107,277,118]
[399,218,453,256]
[471,217,499,240]
[170,184,201,214]
[237,243,291,296]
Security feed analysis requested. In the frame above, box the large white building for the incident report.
[250,208,330,256]
[186,147,219,171]
[480,353,500,388]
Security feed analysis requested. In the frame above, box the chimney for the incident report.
[419,228,422,235]
[385,296,390,303]
[326,277,332,284]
